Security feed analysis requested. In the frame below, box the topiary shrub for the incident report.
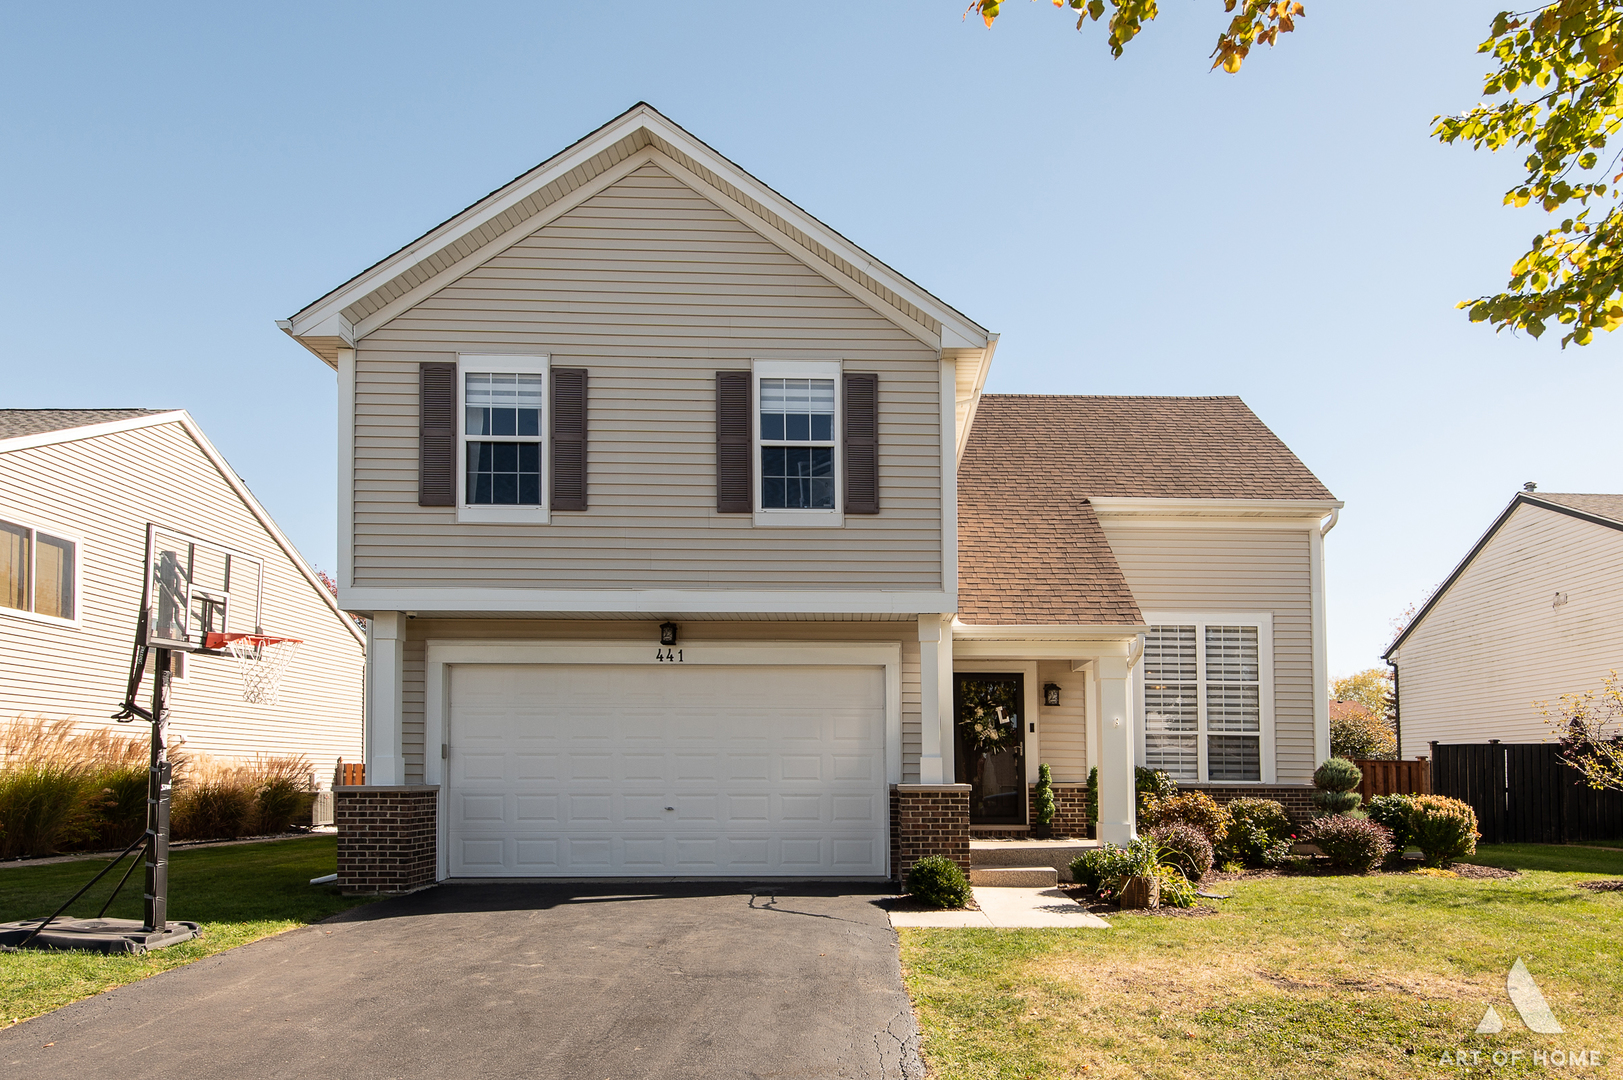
[1156,864,1197,908]
[1135,767,1178,808]
[1311,757,1364,815]
[1219,797,1293,867]
[1365,794,1416,854]
[1033,762,1056,838]
[1303,814,1392,872]
[1086,766,1099,838]
[1405,795,1479,867]
[1140,790,1231,846]
[1149,822,1214,882]
[906,855,971,909]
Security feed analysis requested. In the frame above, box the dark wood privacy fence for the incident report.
[1430,742,1623,844]
[1355,759,1432,801]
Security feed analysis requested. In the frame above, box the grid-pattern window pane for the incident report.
[1208,735,1261,782]
[0,521,27,612]
[1142,625,1199,780]
[465,371,543,506]
[760,378,835,510]
[1205,625,1259,682]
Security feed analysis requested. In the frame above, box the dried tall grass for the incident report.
[172,753,315,841]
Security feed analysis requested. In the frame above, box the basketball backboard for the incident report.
[142,524,263,652]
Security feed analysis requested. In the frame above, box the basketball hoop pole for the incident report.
[143,646,174,933]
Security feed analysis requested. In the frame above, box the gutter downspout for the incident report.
[1320,506,1339,537]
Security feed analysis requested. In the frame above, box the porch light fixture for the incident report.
[1043,683,1061,707]
[659,621,678,647]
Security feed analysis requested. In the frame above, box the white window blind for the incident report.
[1141,620,1266,783]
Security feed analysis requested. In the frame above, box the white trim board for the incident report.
[341,587,954,615]
[420,637,904,881]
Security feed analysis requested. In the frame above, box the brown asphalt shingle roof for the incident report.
[1529,492,1623,524]
[0,409,168,440]
[957,395,1334,626]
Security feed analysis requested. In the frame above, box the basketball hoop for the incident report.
[204,632,302,705]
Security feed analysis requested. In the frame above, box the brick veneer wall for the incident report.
[891,784,970,881]
[336,786,439,895]
[1183,784,1316,825]
[1026,783,1093,838]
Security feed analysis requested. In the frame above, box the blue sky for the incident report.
[4,2,1617,676]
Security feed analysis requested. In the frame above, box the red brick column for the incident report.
[890,784,970,881]
[1027,783,1093,838]
[335,786,439,895]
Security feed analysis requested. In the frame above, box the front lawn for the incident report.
[900,846,1623,1079]
[0,836,370,1026]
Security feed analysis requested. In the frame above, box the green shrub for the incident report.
[1303,814,1392,872]
[1135,767,1178,807]
[1219,797,1293,867]
[1033,763,1056,836]
[906,855,971,909]
[1365,794,1416,852]
[1260,835,1302,869]
[1085,766,1098,837]
[1405,795,1479,867]
[1156,864,1197,908]
[1149,822,1213,882]
[1311,757,1364,815]
[1140,790,1230,845]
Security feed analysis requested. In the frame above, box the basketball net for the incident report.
[205,633,302,706]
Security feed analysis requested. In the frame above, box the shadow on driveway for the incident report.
[2,882,922,1080]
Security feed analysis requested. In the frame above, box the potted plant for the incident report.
[1115,839,1162,909]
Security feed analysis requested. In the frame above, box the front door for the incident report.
[953,672,1025,825]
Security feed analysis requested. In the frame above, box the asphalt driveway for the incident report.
[0,882,922,1080]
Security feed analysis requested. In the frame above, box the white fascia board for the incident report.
[950,620,1148,641]
[950,334,997,465]
[340,587,954,616]
[1087,497,1343,520]
[0,411,190,455]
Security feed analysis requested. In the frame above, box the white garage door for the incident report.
[447,663,887,877]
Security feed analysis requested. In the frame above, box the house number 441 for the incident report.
[656,647,683,663]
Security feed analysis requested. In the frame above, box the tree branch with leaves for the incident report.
[971,1,1304,71]
[1540,670,1623,792]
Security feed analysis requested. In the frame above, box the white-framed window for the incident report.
[456,354,549,524]
[752,359,843,527]
[1138,612,1274,783]
[0,516,81,627]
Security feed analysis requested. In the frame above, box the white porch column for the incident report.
[1096,656,1136,845]
[366,611,405,786]
[917,615,954,784]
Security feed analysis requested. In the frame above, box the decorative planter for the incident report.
[1033,821,1053,840]
[1118,874,1160,909]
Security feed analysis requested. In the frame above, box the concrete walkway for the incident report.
[0,882,924,1080]
[888,886,1111,929]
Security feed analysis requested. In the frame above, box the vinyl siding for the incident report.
[1097,521,1316,785]
[351,163,943,592]
[1390,503,1623,749]
[0,422,365,781]
[1037,660,1088,783]
[398,619,921,785]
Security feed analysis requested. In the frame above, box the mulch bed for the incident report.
[880,895,983,912]
[1448,863,1521,880]
[1059,883,1222,916]
[1575,879,1623,892]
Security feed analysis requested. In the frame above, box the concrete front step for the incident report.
[969,865,1059,888]
[970,839,1099,881]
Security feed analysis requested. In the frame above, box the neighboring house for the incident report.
[0,410,366,782]
[279,104,1338,889]
[1384,491,1623,753]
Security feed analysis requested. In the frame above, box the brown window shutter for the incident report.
[418,362,456,507]
[715,371,752,513]
[551,367,588,511]
[843,372,879,514]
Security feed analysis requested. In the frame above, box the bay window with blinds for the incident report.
[0,518,78,625]
[1140,615,1273,783]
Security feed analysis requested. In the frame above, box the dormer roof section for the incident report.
[282,103,993,369]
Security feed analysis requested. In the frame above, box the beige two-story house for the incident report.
[282,104,1338,889]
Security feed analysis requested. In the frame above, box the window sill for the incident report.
[752,509,845,528]
[0,607,81,629]
[456,506,551,525]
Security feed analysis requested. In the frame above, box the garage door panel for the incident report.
[448,663,886,877]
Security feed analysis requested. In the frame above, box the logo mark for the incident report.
[1476,958,1563,1035]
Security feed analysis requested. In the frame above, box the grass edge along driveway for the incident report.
[899,844,1623,1080]
[0,835,370,1026]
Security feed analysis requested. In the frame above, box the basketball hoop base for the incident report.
[0,917,199,955]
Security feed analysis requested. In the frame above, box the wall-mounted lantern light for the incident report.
[1043,683,1061,707]
[659,621,679,647]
